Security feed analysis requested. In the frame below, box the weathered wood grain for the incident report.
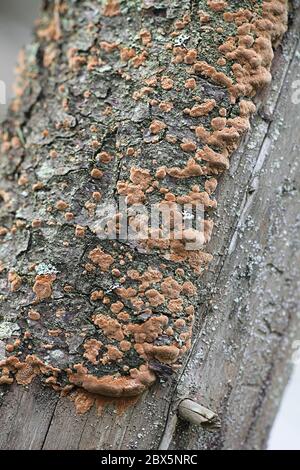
[163,12,300,450]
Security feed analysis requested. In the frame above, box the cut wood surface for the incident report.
[0,2,299,450]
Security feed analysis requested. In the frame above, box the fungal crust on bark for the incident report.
[0,0,288,403]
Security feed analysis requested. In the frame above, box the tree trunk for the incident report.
[0,0,299,450]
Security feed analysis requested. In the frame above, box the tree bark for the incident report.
[0,0,299,450]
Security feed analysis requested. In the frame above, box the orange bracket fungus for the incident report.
[0,0,288,411]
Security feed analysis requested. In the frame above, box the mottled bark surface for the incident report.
[0,0,299,450]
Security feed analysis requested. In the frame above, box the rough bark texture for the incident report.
[0,0,299,450]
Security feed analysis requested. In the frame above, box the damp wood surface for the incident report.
[0,1,299,450]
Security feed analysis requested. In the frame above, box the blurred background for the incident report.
[0,0,40,121]
[0,0,299,450]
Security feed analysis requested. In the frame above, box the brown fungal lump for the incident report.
[0,0,288,406]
